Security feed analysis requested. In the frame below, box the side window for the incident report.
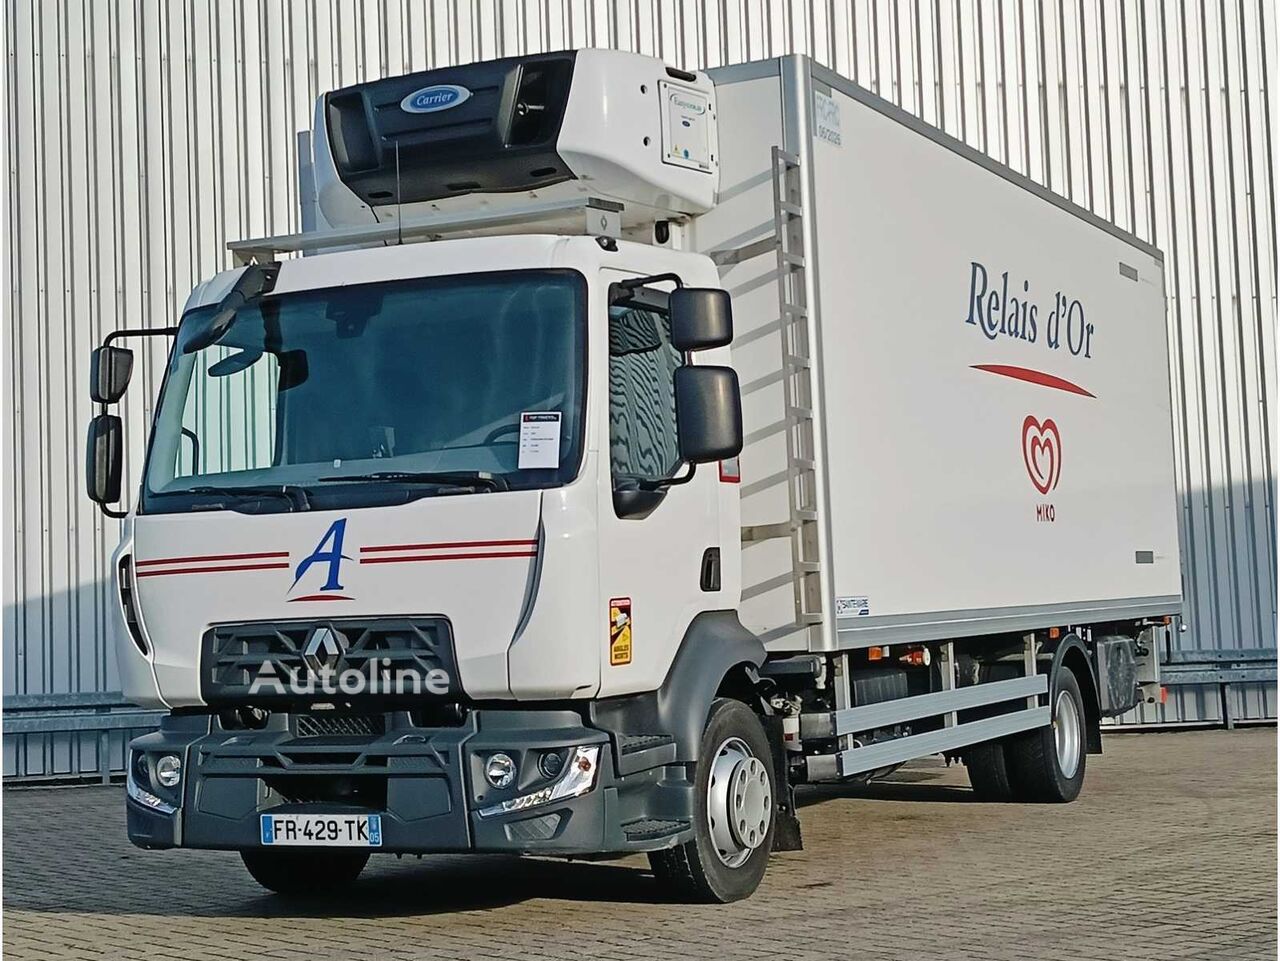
[608,298,682,483]
[175,346,279,479]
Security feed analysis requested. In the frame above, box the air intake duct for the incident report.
[118,555,149,656]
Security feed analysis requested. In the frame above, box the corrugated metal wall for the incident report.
[4,0,1275,779]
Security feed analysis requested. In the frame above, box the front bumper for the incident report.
[127,710,695,856]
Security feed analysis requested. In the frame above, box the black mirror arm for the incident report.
[103,326,180,349]
[609,272,684,305]
[90,327,177,517]
[181,427,201,474]
[96,327,179,412]
[639,462,697,491]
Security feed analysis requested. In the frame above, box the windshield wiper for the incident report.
[174,484,312,511]
[318,470,508,492]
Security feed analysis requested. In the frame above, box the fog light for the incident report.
[484,752,517,789]
[155,754,182,789]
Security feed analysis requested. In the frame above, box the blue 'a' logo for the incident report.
[289,518,352,601]
[400,84,472,114]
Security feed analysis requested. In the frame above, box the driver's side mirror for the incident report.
[670,288,733,352]
[674,366,743,464]
[86,413,124,506]
[90,345,134,404]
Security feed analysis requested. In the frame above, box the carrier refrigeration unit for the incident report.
[86,49,1180,903]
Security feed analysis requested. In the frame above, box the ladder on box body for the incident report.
[771,147,826,648]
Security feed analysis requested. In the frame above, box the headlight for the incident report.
[155,754,182,788]
[483,752,517,789]
[538,750,564,779]
[477,745,600,818]
[132,750,152,789]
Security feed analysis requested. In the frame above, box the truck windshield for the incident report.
[142,269,586,513]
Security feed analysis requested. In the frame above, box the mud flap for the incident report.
[765,715,803,852]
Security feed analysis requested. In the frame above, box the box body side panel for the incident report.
[807,80,1182,644]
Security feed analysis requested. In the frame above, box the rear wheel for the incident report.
[240,848,370,896]
[963,739,1014,801]
[649,698,775,903]
[1006,668,1087,803]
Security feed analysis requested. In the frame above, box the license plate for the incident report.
[260,813,382,847]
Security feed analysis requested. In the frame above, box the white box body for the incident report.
[698,58,1181,651]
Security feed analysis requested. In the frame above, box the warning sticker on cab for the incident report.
[609,597,632,666]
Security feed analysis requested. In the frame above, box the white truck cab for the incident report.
[117,235,739,708]
[86,48,1179,903]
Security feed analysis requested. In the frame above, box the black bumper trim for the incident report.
[126,709,698,856]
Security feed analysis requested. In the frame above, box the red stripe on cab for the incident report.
[360,549,538,565]
[135,561,290,579]
[135,550,289,567]
[360,539,538,553]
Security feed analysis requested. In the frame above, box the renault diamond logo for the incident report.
[302,625,348,675]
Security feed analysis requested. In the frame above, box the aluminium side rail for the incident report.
[228,196,625,265]
[801,636,1050,780]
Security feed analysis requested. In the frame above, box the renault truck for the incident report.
[86,49,1180,903]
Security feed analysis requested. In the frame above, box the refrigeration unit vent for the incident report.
[321,51,578,209]
[310,49,720,229]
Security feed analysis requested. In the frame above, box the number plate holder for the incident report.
[259,813,382,847]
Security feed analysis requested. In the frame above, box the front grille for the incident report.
[293,713,386,738]
[268,775,387,807]
[201,617,457,704]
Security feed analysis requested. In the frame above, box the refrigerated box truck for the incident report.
[86,49,1180,903]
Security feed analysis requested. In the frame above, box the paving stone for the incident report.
[3,728,1274,961]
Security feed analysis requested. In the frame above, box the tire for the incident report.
[964,739,1014,801]
[649,698,776,903]
[1005,667,1087,803]
[240,848,370,896]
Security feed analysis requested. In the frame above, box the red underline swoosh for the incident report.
[287,594,354,602]
[361,539,538,553]
[360,550,538,564]
[135,562,290,578]
[136,550,289,567]
[971,364,1096,398]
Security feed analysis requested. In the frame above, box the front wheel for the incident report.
[1006,668,1087,803]
[649,698,776,903]
[241,848,370,896]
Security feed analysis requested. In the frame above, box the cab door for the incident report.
[594,271,728,698]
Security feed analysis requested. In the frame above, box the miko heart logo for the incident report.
[1022,416,1062,495]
